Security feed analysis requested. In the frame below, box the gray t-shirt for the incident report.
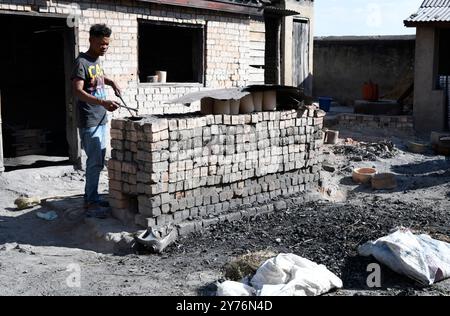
[71,53,107,128]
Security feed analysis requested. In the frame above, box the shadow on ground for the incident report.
[392,160,450,175]
[5,159,72,172]
[197,282,219,296]
[0,195,137,255]
[340,159,450,194]
[340,255,422,295]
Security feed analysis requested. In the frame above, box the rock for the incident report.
[274,201,287,211]
[0,243,20,252]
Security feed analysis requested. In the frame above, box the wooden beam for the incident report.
[137,0,263,16]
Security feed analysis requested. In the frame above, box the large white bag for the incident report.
[216,281,255,296]
[251,254,343,296]
[217,254,342,296]
[358,228,450,285]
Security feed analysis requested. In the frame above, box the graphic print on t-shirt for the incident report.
[87,63,106,100]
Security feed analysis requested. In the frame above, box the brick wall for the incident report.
[0,0,264,116]
[335,114,414,134]
[108,107,325,234]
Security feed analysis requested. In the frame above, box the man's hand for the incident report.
[102,100,120,112]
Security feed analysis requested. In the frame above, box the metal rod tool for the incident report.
[117,95,138,117]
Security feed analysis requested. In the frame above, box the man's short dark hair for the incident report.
[90,24,112,38]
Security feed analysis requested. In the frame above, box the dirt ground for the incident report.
[1,127,450,296]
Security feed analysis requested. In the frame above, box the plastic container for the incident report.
[318,97,332,112]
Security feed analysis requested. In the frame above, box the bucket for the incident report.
[318,97,332,112]
[156,71,167,83]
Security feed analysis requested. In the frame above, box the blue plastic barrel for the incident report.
[318,97,332,112]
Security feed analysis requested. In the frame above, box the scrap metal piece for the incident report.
[136,225,178,253]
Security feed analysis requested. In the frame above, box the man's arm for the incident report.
[72,78,119,112]
[104,77,121,97]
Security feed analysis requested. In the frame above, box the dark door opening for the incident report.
[0,15,72,171]
[138,20,204,83]
[438,29,450,130]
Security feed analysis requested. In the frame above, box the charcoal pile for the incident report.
[165,198,450,295]
[333,140,398,161]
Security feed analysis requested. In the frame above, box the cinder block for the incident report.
[177,221,197,236]
[203,217,219,228]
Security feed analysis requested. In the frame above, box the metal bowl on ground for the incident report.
[352,167,377,184]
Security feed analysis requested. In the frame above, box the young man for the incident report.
[71,24,121,218]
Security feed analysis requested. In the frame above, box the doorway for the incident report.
[0,14,78,171]
[292,19,311,96]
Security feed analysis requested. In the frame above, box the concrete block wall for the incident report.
[0,0,261,116]
[314,36,415,106]
[335,114,414,133]
[108,107,325,233]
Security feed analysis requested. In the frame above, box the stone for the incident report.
[177,221,197,236]
[274,200,287,211]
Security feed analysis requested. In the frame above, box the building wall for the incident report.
[0,0,263,116]
[330,114,414,136]
[414,27,446,133]
[313,36,416,105]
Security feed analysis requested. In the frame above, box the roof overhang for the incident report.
[404,1,450,28]
[264,6,300,17]
[404,20,450,27]
[136,0,265,16]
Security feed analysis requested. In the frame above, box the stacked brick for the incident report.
[124,83,203,116]
[108,107,326,231]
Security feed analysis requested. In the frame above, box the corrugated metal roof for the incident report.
[264,6,300,17]
[405,0,450,25]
